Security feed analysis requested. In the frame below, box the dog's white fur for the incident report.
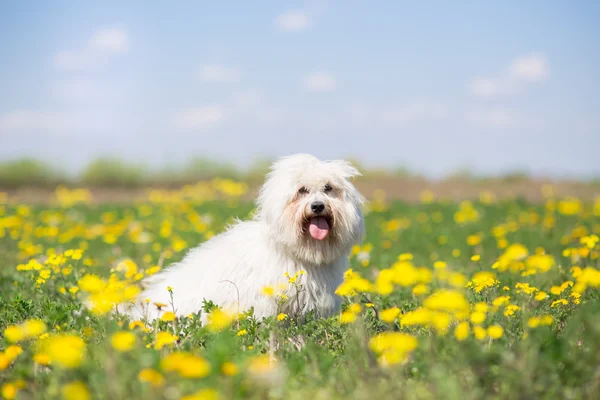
[124,154,365,321]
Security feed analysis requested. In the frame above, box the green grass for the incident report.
[1,190,599,399]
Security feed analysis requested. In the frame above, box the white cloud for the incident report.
[468,77,516,98]
[89,28,130,53]
[305,72,336,92]
[468,53,549,98]
[52,79,101,100]
[173,106,224,130]
[230,91,284,125]
[0,110,108,136]
[53,27,129,71]
[276,11,309,31]
[346,102,448,127]
[381,102,448,126]
[508,53,549,82]
[232,91,264,107]
[198,65,241,83]
[465,108,516,127]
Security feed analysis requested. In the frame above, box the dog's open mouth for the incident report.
[305,215,333,241]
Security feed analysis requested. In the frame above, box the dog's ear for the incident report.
[327,160,361,180]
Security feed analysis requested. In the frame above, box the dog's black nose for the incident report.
[311,201,325,213]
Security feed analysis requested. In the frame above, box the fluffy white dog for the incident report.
[124,154,365,321]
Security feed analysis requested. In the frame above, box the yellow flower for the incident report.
[40,334,86,369]
[22,319,46,338]
[423,290,470,318]
[454,321,470,341]
[528,316,541,328]
[77,274,107,293]
[467,234,482,246]
[237,329,248,336]
[154,332,178,350]
[467,271,499,293]
[534,291,548,301]
[369,332,418,367]
[161,352,211,378]
[487,325,504,339]
[379,307,401,323]
[551,299,568,308]
[398,253,413,261]
[412,283,429,295]
[261,286,275,297]
[4,319,46,343]
[62,381,90,400]
[473,326,487,340]
[111,331,136,352]
[276,313,288,321]
[1,383,18,400]
[129,320,149,331]
[339,311,357,324]
[34,353,51,365]
[160,311,176,322]
[348,303,362,314]
[474,302,489,313]
[429,311,452,334]
[180,388,220,400]
[492,296,511,310]
[558,197,582,215]
[4,326,24,343]
[206,309,235,332]
[138,368,165,387]
[504,304,522,317]
[222,362,238,376]
[4,346,22,363]
[470,312,486,324]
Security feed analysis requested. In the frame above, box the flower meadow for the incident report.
[1,182,600,400]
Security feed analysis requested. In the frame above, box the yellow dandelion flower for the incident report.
[379,307,401,323]
[111,331,136,352]
[160,311,176,322]
[206,309,235,332]
[473,326,487,341]
[551,299,568,308]
[276,313,288,321]
[222,362,238,376]
[261,286,275,297]
[412,283,429,295]
[34,353,51,365]
[534,291,548,301]
[138,368,165,387]
[454,321,470,341]
[470,312,486,324]
[339,311,357,324]
[180,388,220,400]
[41,334,86,369]
[62,381,90,400]
[153,332,178,350]
[487,325,504,339]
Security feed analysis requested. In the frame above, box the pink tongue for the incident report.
[309,216,329,240]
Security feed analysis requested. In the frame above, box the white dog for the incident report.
[125,154,365,321]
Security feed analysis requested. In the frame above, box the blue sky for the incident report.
[1,1,599,178]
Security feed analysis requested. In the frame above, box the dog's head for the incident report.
[256,154,365,265]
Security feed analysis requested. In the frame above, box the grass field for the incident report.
[1,181,600,399]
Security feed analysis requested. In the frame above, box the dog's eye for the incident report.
[298,187,309,195]
[323,184,333,193]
